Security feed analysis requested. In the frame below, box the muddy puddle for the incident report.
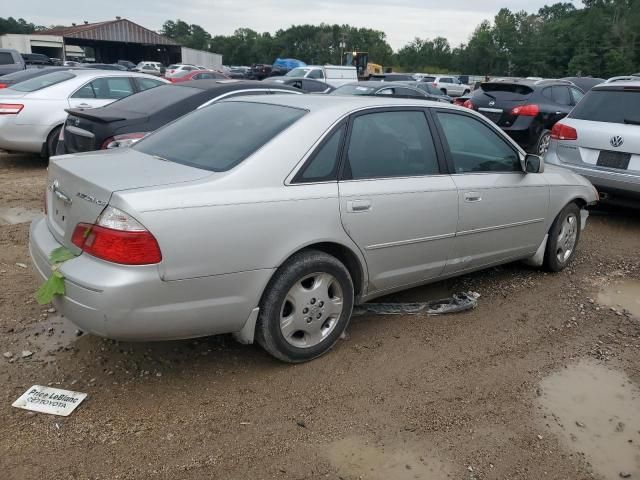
[327,436,452,479]
[598,279,640,318]
[0,206,41,226]
[23,315,84,361]
[539,360,640,479]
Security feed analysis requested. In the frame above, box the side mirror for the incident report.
[524,153,544,173]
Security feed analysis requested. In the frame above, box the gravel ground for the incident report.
[1,152,639,480]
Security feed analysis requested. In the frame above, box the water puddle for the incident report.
[327,436,452,479]
[23,315,84,361]
[598,279,640,318]
[539,360,640,479]
[0,206,41,225]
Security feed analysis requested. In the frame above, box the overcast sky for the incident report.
[7,0,581,50]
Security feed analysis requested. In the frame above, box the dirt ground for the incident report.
[1,152,639,480]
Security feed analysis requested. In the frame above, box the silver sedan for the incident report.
[29,95,598,362]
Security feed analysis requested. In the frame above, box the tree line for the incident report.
[163,0,639,77]
[2,0,638,77]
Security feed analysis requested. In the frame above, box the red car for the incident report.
[168,70,229,83]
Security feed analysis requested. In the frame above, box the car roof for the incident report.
[593,80,640,89]
[176,79,294,91]
[225,92,460,114]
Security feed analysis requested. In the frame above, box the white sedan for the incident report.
[0,70,168,158]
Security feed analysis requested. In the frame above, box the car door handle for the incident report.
[77,103,92,108]
[464,192,482,202]
[347,199,372,212]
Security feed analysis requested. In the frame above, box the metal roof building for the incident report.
[36,18,182,64]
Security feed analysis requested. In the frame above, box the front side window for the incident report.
[436,112,520,173]
[294,126,345,183]
[134,102,306,172]
[344,110,439,180]
[570,87,585,105]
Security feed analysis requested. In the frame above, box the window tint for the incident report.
[295,126,345,182]
[551,86,571,105]
[308,69,324,79]
[303,80,327,92]
[136,77,164,91]
[11,71,75,92]
[570,87,585,104]
[440,78,452,84]
[542,87,553,101]
[135,102,306,172]
[436,112,520,173]
[569,89,640,124]
[345,111,439,180]
[0,52,15,65]
[89,77,134,99]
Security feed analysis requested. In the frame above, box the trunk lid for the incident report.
[472,82,534,125]
[46,148,212,250]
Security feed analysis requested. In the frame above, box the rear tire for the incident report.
[544,203,581,272]
[440,88,447,95]
[463,89,470,95]
[255,250,354,363]
[44,125,62,161]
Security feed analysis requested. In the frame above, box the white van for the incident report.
[270,65,358,88]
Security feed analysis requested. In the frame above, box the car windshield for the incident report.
[167,65,179,69]
[569,88,640,124]
[331,85,377,96]
[134,101,307,172]
[285,68,310,78]
[10,71,75,92]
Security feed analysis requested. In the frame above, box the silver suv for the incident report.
[545,80,640,203]
[0,48,26,76]
[422,75,471,97]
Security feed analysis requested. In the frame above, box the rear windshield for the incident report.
[569,88,640,124]
[421,76,436,82]
[331,85,377,95]
[10,71,75,92]
[480,83,534,95]
[167,65,179,69]
[105,84,198,113]
[134,101,307,172]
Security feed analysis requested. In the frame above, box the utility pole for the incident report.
[339,33,347,66]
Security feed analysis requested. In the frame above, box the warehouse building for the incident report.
[0,18,221,68]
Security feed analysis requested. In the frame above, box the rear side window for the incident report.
[294,126,345,183]
[436,112,520,173]
[72,77,134,99]
[308,69,324,79]
[0,52,15,65]
[344,110,439,180]
[569,89,640,124]
[136,77,164,91]
[134,102,306,172]
[10,71,75,92]
[551,86,571,105]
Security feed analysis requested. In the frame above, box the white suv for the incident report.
[545,80,640,202]
[422,75,471,97]
[135,61,164,76]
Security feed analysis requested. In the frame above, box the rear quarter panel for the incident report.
[543,164,597,228]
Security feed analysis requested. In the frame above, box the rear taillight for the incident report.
[551,122,578,141]
[71,206,162,265]
[0,103,24,115]
[0,83,8,89]
[510,104,539,116]
[432,82,438,87]
[462,100,474,109]
[101,132,148,149]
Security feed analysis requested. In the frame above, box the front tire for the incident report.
[255,250,354,363]
[544,203,581,272]
[440,88,447,95]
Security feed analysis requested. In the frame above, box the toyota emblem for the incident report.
[610,135,624,148]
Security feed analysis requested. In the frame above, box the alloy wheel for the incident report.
[556,213,578,264]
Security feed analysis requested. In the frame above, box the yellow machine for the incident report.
[366,62,383,77]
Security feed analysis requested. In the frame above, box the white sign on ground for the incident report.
[12,385,87,416]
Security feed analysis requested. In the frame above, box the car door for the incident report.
[433,109,549,274]
[338,108,458,293]
[68,77,135,108]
